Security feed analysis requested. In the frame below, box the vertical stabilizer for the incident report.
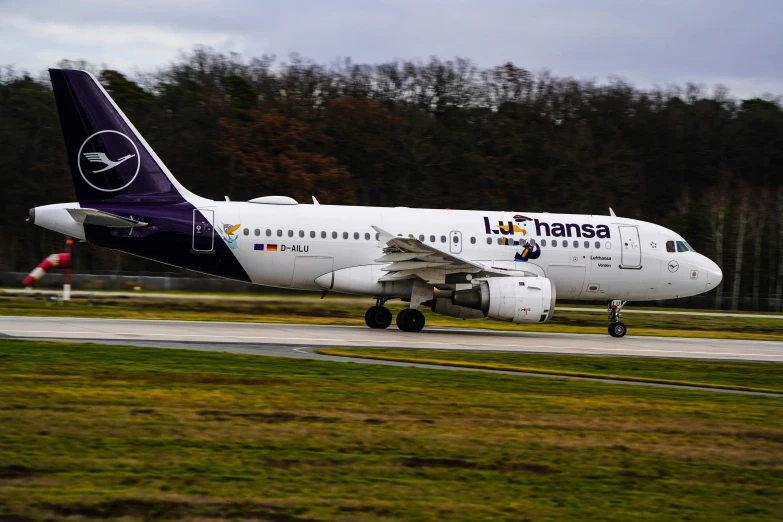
[49,69,200,204]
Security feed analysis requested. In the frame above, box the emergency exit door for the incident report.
[192,209,214,252]
[450,231,462,254]
[619,226,641,268]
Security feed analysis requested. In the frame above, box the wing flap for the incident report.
[371,225,488,284]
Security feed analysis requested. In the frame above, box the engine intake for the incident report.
[450,276,555,324]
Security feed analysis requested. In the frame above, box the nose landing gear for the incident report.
[608,300,627,338]
[365,297,392,329]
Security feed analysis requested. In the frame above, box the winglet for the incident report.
[371,225,395,247]
[312,196,320,205]
[609,207,617,217]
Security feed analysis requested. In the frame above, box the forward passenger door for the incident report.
[619,226,642,268]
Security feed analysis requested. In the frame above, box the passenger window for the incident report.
[310,231,315,238]
[243,228,249,236]
[277,229,282,237]
[321,231,326,239]
[299,230,304,238]
[288,230,294,237]
[595,241,600,249]
[470,237,476,244]
[419,234,424,241]
[486,237,492,245]
[497,237,503,245]
[676,241,689,252]
[573,240,578,248]
[563,241,568,248]
[343,232,348,239]
[266,229,271,236]
[332,232,337,239]
[552,240,557,247]
[541,239,547,247]
[441,236,447,243]
[365,233,370,240]
[375,233,380,240]
[453,235,459,244]
[666,241,675,253]
[584,241,589,249]
[254,229,260,236]
[429,235,435,242]
[354,232,360,240]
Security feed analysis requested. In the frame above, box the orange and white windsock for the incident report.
[22,253,71,287]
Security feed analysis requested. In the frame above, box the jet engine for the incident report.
[447,276,556,324]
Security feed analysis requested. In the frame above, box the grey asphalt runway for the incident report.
[2,316,782,396]
[1,316,782,362]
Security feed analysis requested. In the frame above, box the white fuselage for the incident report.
[196,201,721,301]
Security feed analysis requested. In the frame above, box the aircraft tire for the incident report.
[396,309,425,332]
[365,306,392,329]
[608,322,627,338]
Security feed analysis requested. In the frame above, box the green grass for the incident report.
[318,348,783,394]
[1,340,782,521]
[3,293,783,341]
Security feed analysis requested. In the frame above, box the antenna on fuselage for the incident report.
[609,207,617,217]
[312,196,320,205]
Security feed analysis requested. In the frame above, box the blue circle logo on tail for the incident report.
[77,130,140,192]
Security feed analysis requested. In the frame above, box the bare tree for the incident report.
[750,188,768,310]
[731,188,749,310]
[706,187,728,309]
[776,187,783,311]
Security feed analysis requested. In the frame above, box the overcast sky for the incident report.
[1,0,782,98]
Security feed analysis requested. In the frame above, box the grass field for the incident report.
[318,348,783,394]
[1,340,782,521]
[3,292,783,340]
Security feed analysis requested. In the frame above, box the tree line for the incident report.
[1,48,782,310]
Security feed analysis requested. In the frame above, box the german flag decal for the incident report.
[266,244,278,252]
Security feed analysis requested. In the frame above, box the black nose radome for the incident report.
[28,208,35,224]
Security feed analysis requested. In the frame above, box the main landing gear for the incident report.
[365,297,392,329]
[364,297,426,332]
[607,300,627,338]
[396,308,425,333]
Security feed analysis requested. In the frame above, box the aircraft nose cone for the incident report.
[704,258,723,289]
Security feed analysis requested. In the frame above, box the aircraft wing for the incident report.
[67,208,148,228]
[372,226,485,284]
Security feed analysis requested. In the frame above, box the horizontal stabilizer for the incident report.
[67,208,148,228]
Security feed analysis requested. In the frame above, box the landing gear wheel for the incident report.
[365,306,392,329]
[396,309,426,332]
[607,300,627,338]
[608,322,627,338]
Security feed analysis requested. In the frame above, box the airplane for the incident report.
[28,69,723,337]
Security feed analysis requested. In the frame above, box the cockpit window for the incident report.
[666,241,675,253]
[676,241,691,252]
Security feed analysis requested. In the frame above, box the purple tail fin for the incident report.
[49,69,191,204]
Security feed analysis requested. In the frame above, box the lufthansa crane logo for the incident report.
[77,130,140,192]
[668,260,679,273]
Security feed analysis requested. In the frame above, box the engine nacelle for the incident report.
[451,276,556,324]
[430,298,487,320]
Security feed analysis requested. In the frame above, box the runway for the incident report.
[1,316,782,362]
